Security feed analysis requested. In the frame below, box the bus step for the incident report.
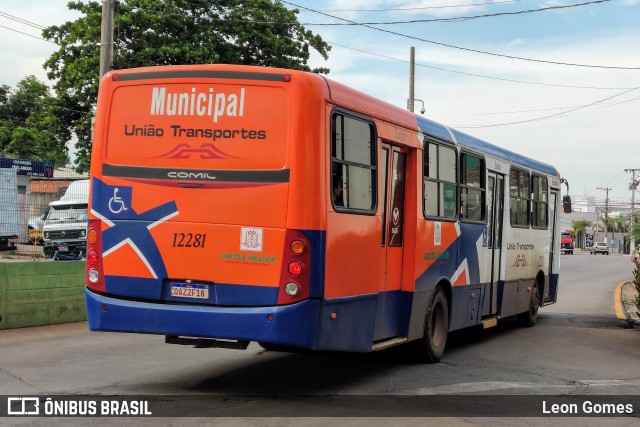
[372,337,408,351]
[482,317,499,329]
[165,335,250,350]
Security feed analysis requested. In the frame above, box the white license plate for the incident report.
[170,283,209,299]
[57,246,68,252]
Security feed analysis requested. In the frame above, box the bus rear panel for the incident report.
[86,67,327,349]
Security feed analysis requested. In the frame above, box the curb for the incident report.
[620,281,640,327]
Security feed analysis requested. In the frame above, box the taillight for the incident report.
[85,219,106,292]
[87,250,98,264]
[288,261,302,276]
[277,230,311,304]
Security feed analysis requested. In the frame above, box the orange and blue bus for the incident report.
[85,64,565,362]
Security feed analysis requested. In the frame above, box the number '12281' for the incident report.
[172,233,207,248]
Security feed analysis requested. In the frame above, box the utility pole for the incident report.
[626,168,639,255]
[407,46,415,112]
[597,187,611,243]
[100,0,115,78]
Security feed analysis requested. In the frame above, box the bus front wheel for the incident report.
[416,287,449,363]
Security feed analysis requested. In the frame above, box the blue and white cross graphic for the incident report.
[90,177,179,279]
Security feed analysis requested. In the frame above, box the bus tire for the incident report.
[517,287,539,327]
[417,286,449,363]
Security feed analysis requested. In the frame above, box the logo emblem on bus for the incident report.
[511,254,529,268]
[153,143,233,160]
[392,207,400,226]
[240,227,263,252]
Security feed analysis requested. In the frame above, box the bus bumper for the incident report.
[85,287,321,349]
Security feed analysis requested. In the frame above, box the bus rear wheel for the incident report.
[416,286,449,363]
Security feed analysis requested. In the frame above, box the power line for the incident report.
[328,40,634,91]
[304,0,611,26]
[451,85,640,128]
[0,24,57,45]
[284,1,640,70]
[0,11,45,29]
[317,0,525,12]
[0,12,45,30]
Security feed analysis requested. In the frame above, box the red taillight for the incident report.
[88,250,98,264]
[283,73,292,82]
[111,73,120,81]
[288,261,302,276]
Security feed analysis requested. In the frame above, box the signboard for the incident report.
[0,158,54,177]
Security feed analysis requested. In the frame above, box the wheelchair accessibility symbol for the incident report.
[109,187,129,214]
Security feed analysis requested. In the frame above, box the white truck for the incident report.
[42,180,89,259]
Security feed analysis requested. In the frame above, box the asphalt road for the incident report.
[1,253,639,426]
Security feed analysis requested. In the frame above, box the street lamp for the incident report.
[408,98,426,114]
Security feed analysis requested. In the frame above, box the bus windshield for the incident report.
[47,204,88,222]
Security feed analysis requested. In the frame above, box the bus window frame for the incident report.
[509,167,531,229]
[422,136,458,222]
[459,150,486,224]
[330,108,378,216]
[531,174,549,230]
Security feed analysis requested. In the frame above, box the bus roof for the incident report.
[322,74,559,178]
[101,64,559,178]
[409,111,558,178]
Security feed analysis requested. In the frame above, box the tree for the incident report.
[0,76,69,165]
[631,213,640,247]
[42,0,330,171]
[571,219,591,249]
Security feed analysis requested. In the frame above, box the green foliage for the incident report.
[633,256,640,312]
[631,214,640,244]
[571,219,591,249]
[0,76,69,166]
[41,0,331,171]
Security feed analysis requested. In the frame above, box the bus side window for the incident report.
[460,153,485,222]
[331,112,376,212]
[510,168,530,227]
[423,141,457,220]
[532,175,548,229]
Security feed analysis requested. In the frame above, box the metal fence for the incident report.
[0,157,88,260]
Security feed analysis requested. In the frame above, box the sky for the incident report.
[1,0,639,208]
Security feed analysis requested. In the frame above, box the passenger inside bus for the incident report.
[332,176,344,207]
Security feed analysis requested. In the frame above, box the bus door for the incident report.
[376,144,407,340]
[547,190,558,302]
[486,172,505,315]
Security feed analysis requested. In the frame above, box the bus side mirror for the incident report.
[562,195,572,213]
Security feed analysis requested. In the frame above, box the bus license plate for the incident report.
[170,283,209,300]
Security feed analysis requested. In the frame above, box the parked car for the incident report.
[590,242,609,255]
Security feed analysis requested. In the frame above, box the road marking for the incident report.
[614,280,627,320]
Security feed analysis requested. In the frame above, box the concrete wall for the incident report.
[0,261,86,329]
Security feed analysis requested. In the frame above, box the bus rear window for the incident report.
[105,83,288,170]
